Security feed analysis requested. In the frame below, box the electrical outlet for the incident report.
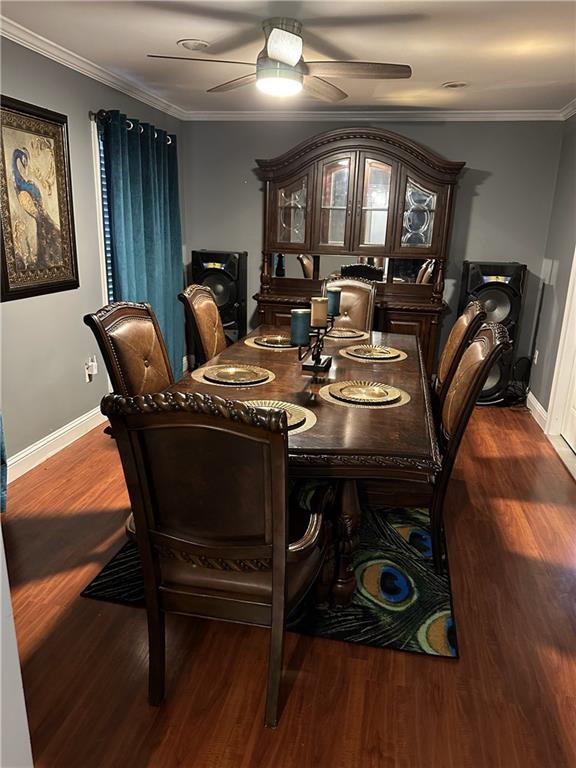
[533,349,539,365]
[85,356,99,382]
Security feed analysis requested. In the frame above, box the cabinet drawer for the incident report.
[271,311,293,327]
[261,304,296,327]
[385,317,423,337]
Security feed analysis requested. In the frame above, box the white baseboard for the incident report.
[527,392,548,432]
[7,406,107,484]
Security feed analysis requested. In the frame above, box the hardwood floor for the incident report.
[4,407,576,768]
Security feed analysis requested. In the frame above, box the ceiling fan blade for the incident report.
[303,30,352,62]
[207,28,262,56]
[207,73,257,93]
[304,62,412,79]
[304,13,425,29]
[147,55,253,66]
[303,76,348,103]
[140,2,259,25]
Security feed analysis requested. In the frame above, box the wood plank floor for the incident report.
[3,407,576,768]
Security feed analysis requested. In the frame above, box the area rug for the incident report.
[81,506,458,658]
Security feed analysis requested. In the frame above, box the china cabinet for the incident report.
[255,128,465,373]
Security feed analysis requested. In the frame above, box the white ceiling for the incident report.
[2,1,575,117]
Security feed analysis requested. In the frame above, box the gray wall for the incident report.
[530,115,576,409]
[182,119,564,358]
[1,40,184,456]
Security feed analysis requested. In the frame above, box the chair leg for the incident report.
[264,609,285,728]
[148,607,165,706]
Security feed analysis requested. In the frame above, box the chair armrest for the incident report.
[288,511,323,563]
[125,513,136,540]
[287,482,336,563]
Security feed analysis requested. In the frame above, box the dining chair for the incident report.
[416,259,435,284]
[340,263,384,282]
[101,391,334,727]
[297,253,314,279]
[322,276,377,332]
[178,284,227,367]
[363,323,510,573]
[84,301,174,397]
[433,300,487,412]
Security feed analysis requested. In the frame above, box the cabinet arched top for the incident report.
[255,126,465,184]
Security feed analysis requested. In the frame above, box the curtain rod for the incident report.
[90,110,173,144]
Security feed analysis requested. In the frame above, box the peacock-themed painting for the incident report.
[1,97,78,301]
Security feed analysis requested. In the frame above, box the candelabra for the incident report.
[298,313,339,372]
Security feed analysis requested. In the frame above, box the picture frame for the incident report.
[0,96,78,301]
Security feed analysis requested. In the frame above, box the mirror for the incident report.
[390,258,436,284]
[273,253,437,285]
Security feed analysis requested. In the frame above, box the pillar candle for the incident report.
[290,309,311,346]
[310,297,328,328]
[326,286,341,316]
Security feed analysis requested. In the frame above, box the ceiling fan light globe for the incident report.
[256,76,303,96]
[256,56,303,96]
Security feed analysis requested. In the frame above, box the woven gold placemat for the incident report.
[244,337,297,352]
[318,383,411,409]
[339,347,408,364]
[190,367,275,388]
[243,400,317,436]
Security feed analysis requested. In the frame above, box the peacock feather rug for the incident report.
[81,506,458,658]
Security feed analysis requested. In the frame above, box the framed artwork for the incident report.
[0,96,78,301]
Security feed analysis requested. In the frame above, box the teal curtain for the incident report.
[99,110,184,378]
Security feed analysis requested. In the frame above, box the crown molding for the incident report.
[176,109,568,122]
[560,97,576,121]
[0,16,189,120]
[1,15,574,124]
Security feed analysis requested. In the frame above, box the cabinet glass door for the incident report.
[275,175,308,245]
[317,155,354,249]
[401,178,437,248]
[358,158,393,247]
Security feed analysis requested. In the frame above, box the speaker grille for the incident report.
[202,271,235,309]
[481,360,505,396]
[188,250,248,346]
[459,261,526,405]
[475,285,513,324]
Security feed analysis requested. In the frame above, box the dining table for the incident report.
[168,324,440,606]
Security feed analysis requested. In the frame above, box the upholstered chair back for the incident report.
[178,284,227,366]
[440,323,510,475]
[103,392,288,603]
[84,301,174,397]
[322,276,376,332]
[435,300,487,406]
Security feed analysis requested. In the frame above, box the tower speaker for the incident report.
[458,261,527,405]
[188,250,247,343]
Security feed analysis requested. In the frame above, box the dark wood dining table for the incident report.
[169,325,440,605]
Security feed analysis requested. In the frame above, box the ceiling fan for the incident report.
[148,17,412,102]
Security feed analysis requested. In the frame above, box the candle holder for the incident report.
[298,313,339,372]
